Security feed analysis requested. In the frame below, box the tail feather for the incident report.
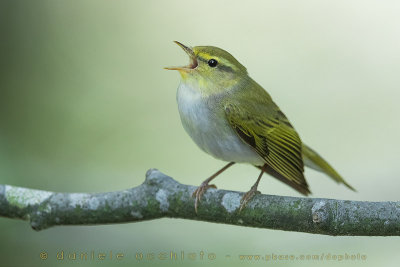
[302,144,356,191]
[256,165,311,196]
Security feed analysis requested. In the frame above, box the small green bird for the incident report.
[166,41,355,212]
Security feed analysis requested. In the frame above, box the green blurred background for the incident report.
[1,0,399,266]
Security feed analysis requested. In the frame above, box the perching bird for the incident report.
[166,41,355,212]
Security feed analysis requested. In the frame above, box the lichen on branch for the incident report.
[0,169,399,236]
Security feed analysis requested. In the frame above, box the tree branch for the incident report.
[0,169,399,236]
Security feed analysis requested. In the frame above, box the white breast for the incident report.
[176,82,264,166]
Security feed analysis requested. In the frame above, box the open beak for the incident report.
[164,41,198,71]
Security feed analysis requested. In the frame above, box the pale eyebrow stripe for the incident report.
[197,57,208,63]
[197,56,234,72]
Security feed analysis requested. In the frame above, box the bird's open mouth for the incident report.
[165,41,198,71]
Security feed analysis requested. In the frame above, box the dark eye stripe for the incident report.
[197,56,234,72]
[197,57,208,63]
[218,64,233,72]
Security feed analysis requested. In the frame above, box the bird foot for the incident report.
[239,186,260,212]
[192,182,217,213]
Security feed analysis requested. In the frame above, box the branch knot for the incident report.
[312,200,329,224]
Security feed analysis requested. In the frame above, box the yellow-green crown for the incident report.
[193,46,247,74]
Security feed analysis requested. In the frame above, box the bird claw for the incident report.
[192,183,217,213]
[239,187,260,212]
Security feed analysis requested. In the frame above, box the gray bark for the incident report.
[0,169,399,236]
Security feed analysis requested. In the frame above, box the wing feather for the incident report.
[225,102,308,188]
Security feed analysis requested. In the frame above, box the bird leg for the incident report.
[192,162,235,213]
[239,165,266,211]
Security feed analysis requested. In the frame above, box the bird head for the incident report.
[165,41,248,95]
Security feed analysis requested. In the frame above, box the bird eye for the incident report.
[208,59,218,67]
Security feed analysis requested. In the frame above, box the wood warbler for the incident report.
[166,41,355,212]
